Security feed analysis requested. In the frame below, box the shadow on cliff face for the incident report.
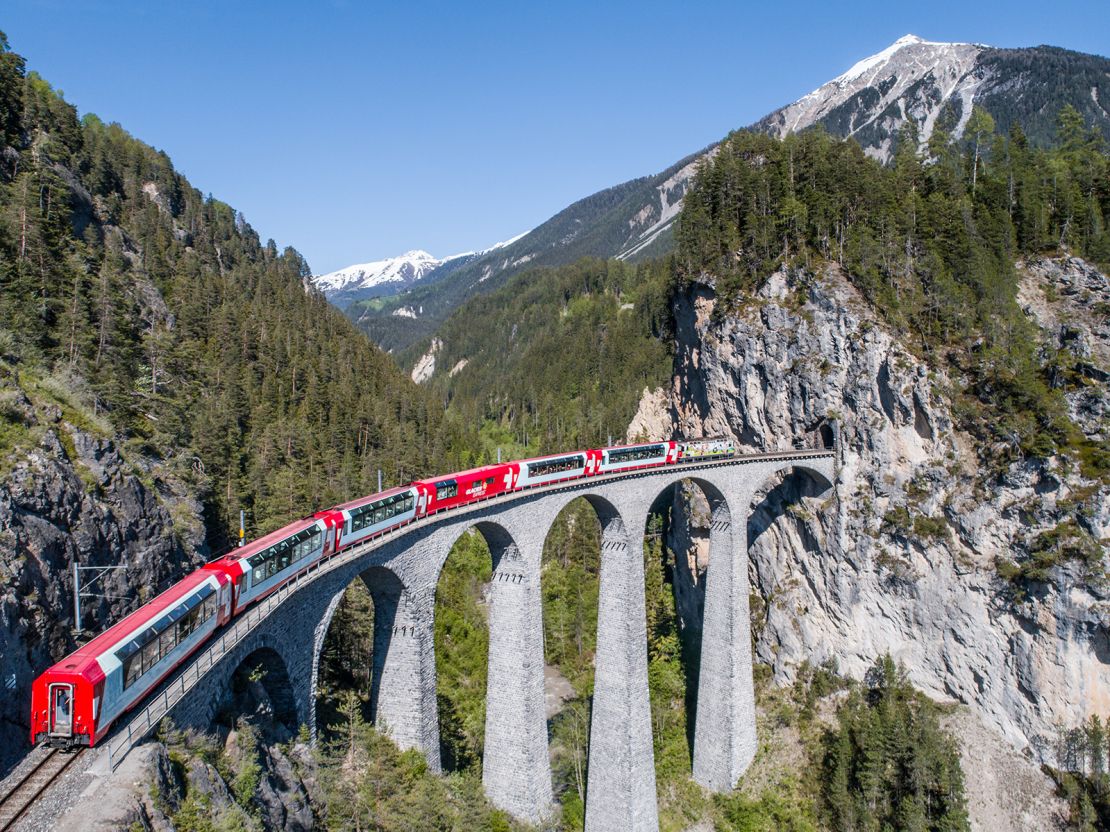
[747,470,828,554]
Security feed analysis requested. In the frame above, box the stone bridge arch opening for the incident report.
[433,520,522,772]
[315,570,377,730]
[538,495,608,815]
[643,477,733,764]
[223,645,299,738]
[314,564,420,747]
[745,465,836,680]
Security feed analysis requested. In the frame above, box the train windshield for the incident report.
[50,684,73,736]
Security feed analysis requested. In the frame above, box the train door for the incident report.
[49,683,74,738]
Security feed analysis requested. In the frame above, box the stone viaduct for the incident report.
[102,450,835,831]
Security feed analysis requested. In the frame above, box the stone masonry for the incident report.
[154,453,835,830]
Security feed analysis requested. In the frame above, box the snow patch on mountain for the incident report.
[313,250,443,297]
[618,152,715,261]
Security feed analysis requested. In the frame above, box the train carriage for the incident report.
[413,463,514,514]
[678,437,736,460]
[515,449,602,487]
[328,485,419,551]
[596,440,678,474]
[209,517,333,614]
[30,567,232,749]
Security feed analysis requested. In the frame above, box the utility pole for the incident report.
[239,510,246,547]
[497,447,501,463]
[73,561,128,635]
[378,469,383,493]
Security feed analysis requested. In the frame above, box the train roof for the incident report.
[215,516,323,562]
[517,449,590,465]
[413,462,510,484]
[328,485,413,512]
[603,440,672,451]
[53,568,225,676]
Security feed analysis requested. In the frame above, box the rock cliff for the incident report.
[649,256,1108,764]
[0,371,206,777]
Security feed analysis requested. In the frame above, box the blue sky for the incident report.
[3,1,1108,274]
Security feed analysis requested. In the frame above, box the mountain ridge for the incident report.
[313,232,529,308]
[337,35,1110,354]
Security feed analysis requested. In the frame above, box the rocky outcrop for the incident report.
[0,372,207,777]
[50,656,319,832]
[659,258,1108,764]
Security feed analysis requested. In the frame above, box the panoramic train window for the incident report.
[248,526,322,586]
[348,492,415,535]
[527,455,584,478]
[606,445,665,465]
[435,479,458,501]
[118,585,217,690]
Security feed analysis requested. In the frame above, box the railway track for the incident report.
[0,748,83,832]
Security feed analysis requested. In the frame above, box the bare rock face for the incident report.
[0,382,206,777]
[661,258,1108,764]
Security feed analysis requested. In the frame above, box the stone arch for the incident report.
[643,475,735,761]
[745,464,836,683]
[308,560,439,763]
[431,515,553,821]
[747,464,834,550]
[227,644,299,733]
[550,491,631,558]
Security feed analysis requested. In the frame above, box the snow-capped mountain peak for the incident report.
[764,34,987,160]
[312,250,441,296]
[313,233,530,306]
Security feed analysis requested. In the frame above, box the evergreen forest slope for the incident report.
[0,31,474,776]
[0,32,472,541]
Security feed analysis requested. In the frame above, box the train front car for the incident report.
[31,567,232,749]
[213,517,332,614]
[678,437,736,461]
[414,463,515,515]
[596,440,678,474]
[329,485,419,551]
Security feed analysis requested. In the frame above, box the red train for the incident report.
[31,438,736,749]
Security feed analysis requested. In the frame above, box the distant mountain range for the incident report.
[317,34,1110,352]
[313,233,528,308]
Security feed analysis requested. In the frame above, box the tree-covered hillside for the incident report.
[345,155,702,353]
[408,256,675,456]
[0,33,473,546]
[676,114,1109,476]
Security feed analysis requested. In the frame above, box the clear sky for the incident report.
[3,0,1108,274]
